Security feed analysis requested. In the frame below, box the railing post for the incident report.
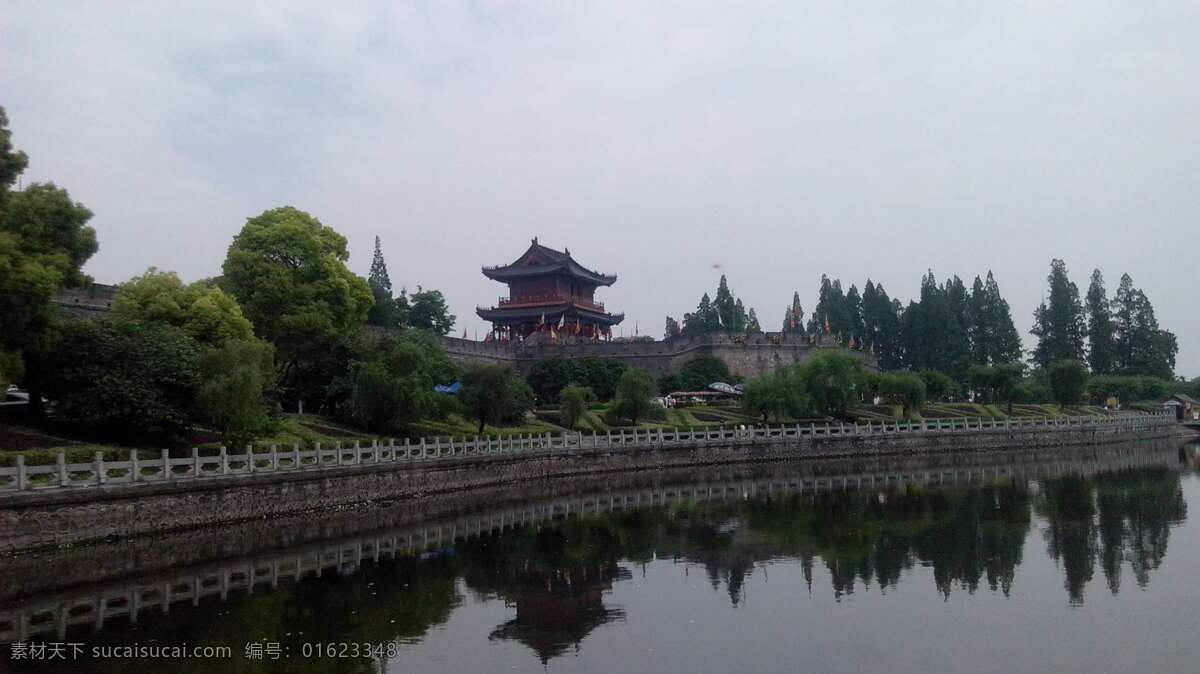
[247,445,255,473]
[94,451,106,486]
[270,444,279,471]
[16,455,27,491]
[162,449,171,481]
[192,447,200,479]
[220,446,229,475]
[130,449,139,483]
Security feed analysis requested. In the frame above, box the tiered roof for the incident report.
[482,238,617,286]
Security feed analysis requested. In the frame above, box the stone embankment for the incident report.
[0,413,1178,552]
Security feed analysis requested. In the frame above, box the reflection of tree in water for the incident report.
[35,466,1187,671]
[1060,467,1186,597]
[1037,467,1186,603]
[734,484,1031,600]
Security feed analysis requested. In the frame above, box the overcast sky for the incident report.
[3,1,1197,375]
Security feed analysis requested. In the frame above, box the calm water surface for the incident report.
[5,441,1200,673]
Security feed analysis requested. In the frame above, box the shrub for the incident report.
[527,357,626,403]
[27,318,200,441]
[877,371,927,419]
[919,369,959,402]
[1047,360,1089,410]
[559,384,595,429]
[609,367,660,425]
[195,339,276,445]
[459,364,532,433]
[741,368,808,422]
[675,356,734,390]
[797,351,866,418]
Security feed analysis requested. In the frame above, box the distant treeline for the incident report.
[666,259,1180,383]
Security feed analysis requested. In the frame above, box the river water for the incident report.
[3,439,1199,673]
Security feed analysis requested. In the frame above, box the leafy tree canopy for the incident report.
[459,364,533,433]
[0,182,97,367]
[408,286,456,335]
[114,268,254,345]
[558,383,595,430]
[609,367,659,425]
[1047,359,1089,409]
[26,318,201,441]
[222,206,373,403]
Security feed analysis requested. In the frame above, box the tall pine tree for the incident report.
[1111,273,1177,378]
[1085,269,1117,374]
[861,280,904,369]
[1030,259,1086,369]
[366,236,404,328]
[968,271,1022,365]
[781,292,804,333]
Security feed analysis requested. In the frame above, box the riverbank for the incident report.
[0,413,1177,554]
[0,438,1186,644]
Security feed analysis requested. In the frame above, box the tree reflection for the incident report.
[17,464,1186,671]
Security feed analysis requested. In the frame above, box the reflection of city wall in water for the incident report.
[0,441,1183,645]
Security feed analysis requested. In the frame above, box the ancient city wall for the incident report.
[53,285,870,377]
[439,331,873,378]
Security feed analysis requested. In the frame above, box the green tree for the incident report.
[682,292,719,337]
[901,271,970,381]
[861,280,903,369]
[877,371,927,419]
[919,369,958,402]
[336,330,458,432]
[745,308,762,333]
[0,107,29,206]
[366,236,407,329]
[1111,274,1177,379]
[968,363,1025,414]
[0,183,97,396]
[844,285,865,343]
[1031,259,1086,369]
[968,271,1023,366]
[795,350,865,417]
[527,357,626,403]
[807,275,850,336]
[714,275,745,333]
[459,364,532,433]
[610,367,658,425]
[222,206,373,406]
[114,268,254,345]
[26,318,200,440]
[1085,269,1117,375]
[196,339,276,445]
[674,356,734,390]
[781,291,805,334]
[408,286,456,335]
[664,316,681,339]
[1047,359,1089,410]
[1086,375,1170,406]
[558,384,594,429]
[741,368,808,423]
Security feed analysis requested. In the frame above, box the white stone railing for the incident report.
[0,412,1176,494]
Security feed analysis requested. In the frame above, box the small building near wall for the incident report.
[1164,394,1199,421]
